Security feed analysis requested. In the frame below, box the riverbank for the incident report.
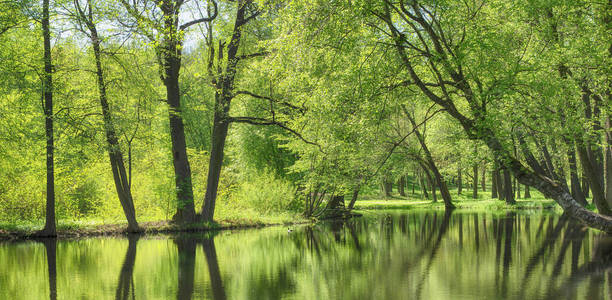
[0,193,568,240]
[0,213,311,240]
[353,196,562,212]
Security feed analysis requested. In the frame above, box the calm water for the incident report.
[1,210,611,300]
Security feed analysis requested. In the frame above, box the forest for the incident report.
[0,0,611,237]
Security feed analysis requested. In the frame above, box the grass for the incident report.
[0,212,309,240]
[354,186,562,213]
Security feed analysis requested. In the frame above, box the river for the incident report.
[1,210,610,299]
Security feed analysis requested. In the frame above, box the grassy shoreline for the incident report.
[0,192,566,240]
[353,198,561,212]
[0,214,311,241]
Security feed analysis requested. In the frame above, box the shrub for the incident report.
[231,170,300,214]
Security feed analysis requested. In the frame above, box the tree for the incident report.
[73,0,139,232]
[39,0,56,237]
[372,0,612,231]
[120,0,218,223]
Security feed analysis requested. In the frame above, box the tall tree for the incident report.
[120,0,218,223]
[40,0,56,237]
[74,0,139,232]
[200,0,270,222]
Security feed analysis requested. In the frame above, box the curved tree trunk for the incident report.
[80,3,139,231]
[411,123,455,209]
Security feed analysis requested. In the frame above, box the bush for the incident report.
[231,170,300,214]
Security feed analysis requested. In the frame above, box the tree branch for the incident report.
[233,90,305,112]
[179,0,218,30]
[229,116,323,152]
[236,51,270,60]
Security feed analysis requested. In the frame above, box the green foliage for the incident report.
[0,0,610,227]
[230,170,300,214]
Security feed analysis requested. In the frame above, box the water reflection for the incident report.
[175,237,196,300]
[2,211,612,299]
[116,234,138,300]
[40,239,56,300]
[201,236,226,300]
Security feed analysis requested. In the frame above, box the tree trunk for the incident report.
[482,164,486,192]
[41,0,55,237]
[605,115,612,209]
[85,11,139,232]
[473,164,478,199]
[569,143,587,206]
[495,167,505,201]
[398,176,406,196]
[515,175,521,198]
[503,169,516,204]
[409,116,455,209]
[458,167,463,195]
[492,169,498,198]
[159,3,196,224]
[429,172,437,203]
[524,185,531,198]
[347,184,361,210]
[385,177,393,195]
[581,87,606,210]
[577,142,612,214]
[200,3,247,222]
[201,115,230,221]
[591,93,605,190]
[412,168,416,194]
[419,169,429,199]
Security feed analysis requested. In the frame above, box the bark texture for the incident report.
[41,0,55,236]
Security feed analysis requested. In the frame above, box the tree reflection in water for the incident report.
[9,211,612,299]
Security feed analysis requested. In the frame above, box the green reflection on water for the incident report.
[1,210,611,300]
